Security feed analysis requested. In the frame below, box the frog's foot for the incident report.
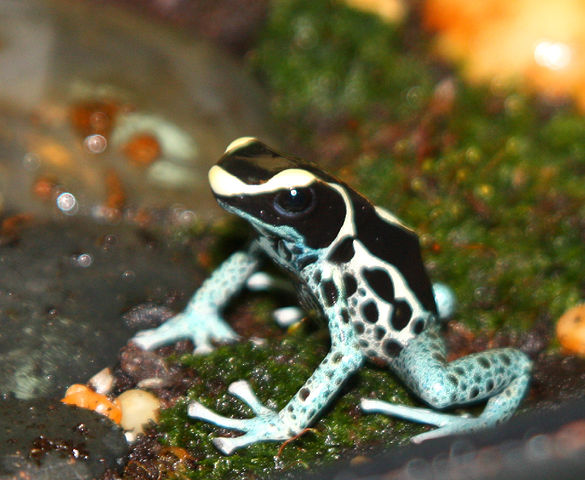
[246,272,295,294]
[360,399,476,442]
[272,306,304,327]
[131,310,239,354]
[361,373,530,443]
[188,380,295,455]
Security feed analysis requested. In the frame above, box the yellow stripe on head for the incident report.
[209,165,317,197]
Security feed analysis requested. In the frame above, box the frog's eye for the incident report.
[274,187,315,216]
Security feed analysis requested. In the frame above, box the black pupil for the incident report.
[276,188,312,213]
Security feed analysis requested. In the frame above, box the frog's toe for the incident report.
[272,306,304,327]
[212,436,241,456]
[227,380,274,415]
[131,326,176,350]
[411,424,462,443]
[360,398,471,427]
[189,380,297,454]
[211,424,290,455]
[361,398,492,443]
[189,401,249,430]
[131,310,240,352]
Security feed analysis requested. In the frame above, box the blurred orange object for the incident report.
[424,0,585,110]
[556,304,585,356]
[122,133,161,166]
[61,384,122,424]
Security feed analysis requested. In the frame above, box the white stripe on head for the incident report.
[208,165,317,197]
[224,137,258,154]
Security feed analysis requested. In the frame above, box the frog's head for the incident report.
[209,137,347,249]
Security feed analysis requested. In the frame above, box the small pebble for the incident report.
[556,304,585,356]
[88,367,115,395]
[116,389,160,435]
[61,384,122,424]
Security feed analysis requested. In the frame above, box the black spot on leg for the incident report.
[432,352,444,363]
[328,237,355,264]
[447,374,459,386]
[298,254,318,270]
[478,357,491,369]
[343,274,358,297]
[374,326,386,340]
[321,280,338,307]
[313,271,321,284]
[354,322,365,334]
[470,387,479,399]
[363,268,395,303]
[300,388,310,401]
[486,379,494,391]
[501,353,511,366]
[383,339,403,357]
[340,309,350,323]
[390,300,412,331]
[361,300,379,324]
[412,318,425,335]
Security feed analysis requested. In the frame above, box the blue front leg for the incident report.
[132,243,261,354]
[361,326,532,441]
[189,300,365,454]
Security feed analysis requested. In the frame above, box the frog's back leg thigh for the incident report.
[361,327,531,441]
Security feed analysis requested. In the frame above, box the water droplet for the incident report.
[121,270,136,282]
[22,152,40,171]
[74,253,93,268]
[84,134,108,154]
[56,192,78,215]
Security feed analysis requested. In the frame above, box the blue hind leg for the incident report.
[361,327,531,441]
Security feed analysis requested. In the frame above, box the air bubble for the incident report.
[74,253,93,268]
[56,192,78,215]
[121,270,136,282]
[84,134,108,154]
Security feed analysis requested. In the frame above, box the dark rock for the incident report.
[0,397,127,479]
[0,218,202,399]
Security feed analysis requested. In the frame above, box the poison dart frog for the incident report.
[132,137,532,455]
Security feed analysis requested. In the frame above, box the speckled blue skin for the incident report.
[132,138,532,455]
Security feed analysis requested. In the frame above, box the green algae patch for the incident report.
[157,321,423,479]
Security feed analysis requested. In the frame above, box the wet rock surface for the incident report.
[0,217,202,400]
[0,397,127,480]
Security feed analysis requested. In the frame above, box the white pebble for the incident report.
[88,367,114,395]
[116,389,160,435]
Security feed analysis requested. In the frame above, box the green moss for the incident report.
[158,323,422,479]
[251,0,433,127]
